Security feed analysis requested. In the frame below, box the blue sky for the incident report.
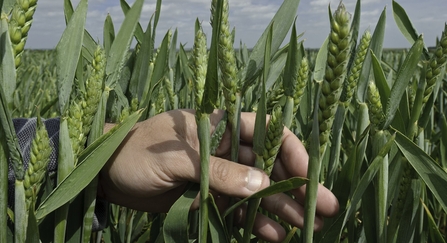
[26,0,447,49]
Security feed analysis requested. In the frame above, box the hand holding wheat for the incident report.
[98,109,339,243]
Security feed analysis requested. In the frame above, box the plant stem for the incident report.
[372,131,388,242]
[230,93,242,162]
[225,93,241,232]
[54,119,75,242]
[197,113,211,243]
[242,154,264,243]
[14,180,26,243]
[283,96,294,129]
[126,210,135,243]
[303,82,322,242]
[324,105,346,189]
[82,177,98,243]
[242,199,261,242]
[0,130,7,243]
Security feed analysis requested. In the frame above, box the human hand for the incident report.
[99,109,338,242]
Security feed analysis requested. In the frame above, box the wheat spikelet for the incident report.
[163,76,175,110]
[155,83,167,115]
[366,81,385,133]
[210,112,228,156]
[119,107,130,123]
[342,30,371,106]
[318,2,351,151]
[130,97,139,112]
[293,56,309,115]
[423,24,447,104]
[406,76,420,115]
[81,46,105,136]
[213,0,238,120]
[263,105,284,176]
[266,81,284,112]
[8,0,38,67]
[191,22,208,113]
[66,100,84,156]
[65,46,105,155]
[24,117,51,210]
[389,157,415,238]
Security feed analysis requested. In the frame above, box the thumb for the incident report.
[207,156,270,198]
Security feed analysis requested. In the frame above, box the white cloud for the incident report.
[24,0,447,49]
[310,0,331,7]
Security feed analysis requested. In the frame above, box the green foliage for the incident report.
[1,0,447,242]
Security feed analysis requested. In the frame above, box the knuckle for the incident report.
[213,160,230,183]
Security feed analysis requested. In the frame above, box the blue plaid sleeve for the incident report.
[9,118,107,230]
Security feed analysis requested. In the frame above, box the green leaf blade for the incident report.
[201,0,222,114]
[119,0,144,43]
[370,50,390,113]
[313,36,329,83]
[224,177,308,217]
[392,1,418,44]
[392,0,429,58]
[283,20,298,97]
[56,0,88,114]
[357,7,386,102]
[242,0,300,88]
[0,17,16,109]
[383,36,423,129]
[106,0,144,88]
[36,110,142,220]
[163,183,199,243]
[253,24,272,157]
[393,128,447,214]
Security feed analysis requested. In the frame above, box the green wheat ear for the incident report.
[263,105,284,176]
[266,80,284,112]
[81,46,105,135]
[66,46,105,156]
[210,112,228,156]
[8,0,38,68]
[215,0,238,120]
[191,21,208,114]
[318,2,351,152]
[390,156,415,239]
[342,30,371,106]
[163,77,175,110]
[423,24,447,104]
[24,116,51,211]
[366,81,385,133]
[293,56,309,117]
[155,83,166,115]
[120,96,139,122]
[66,100,84,156]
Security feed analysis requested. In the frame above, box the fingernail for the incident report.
[245,169,264,193]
